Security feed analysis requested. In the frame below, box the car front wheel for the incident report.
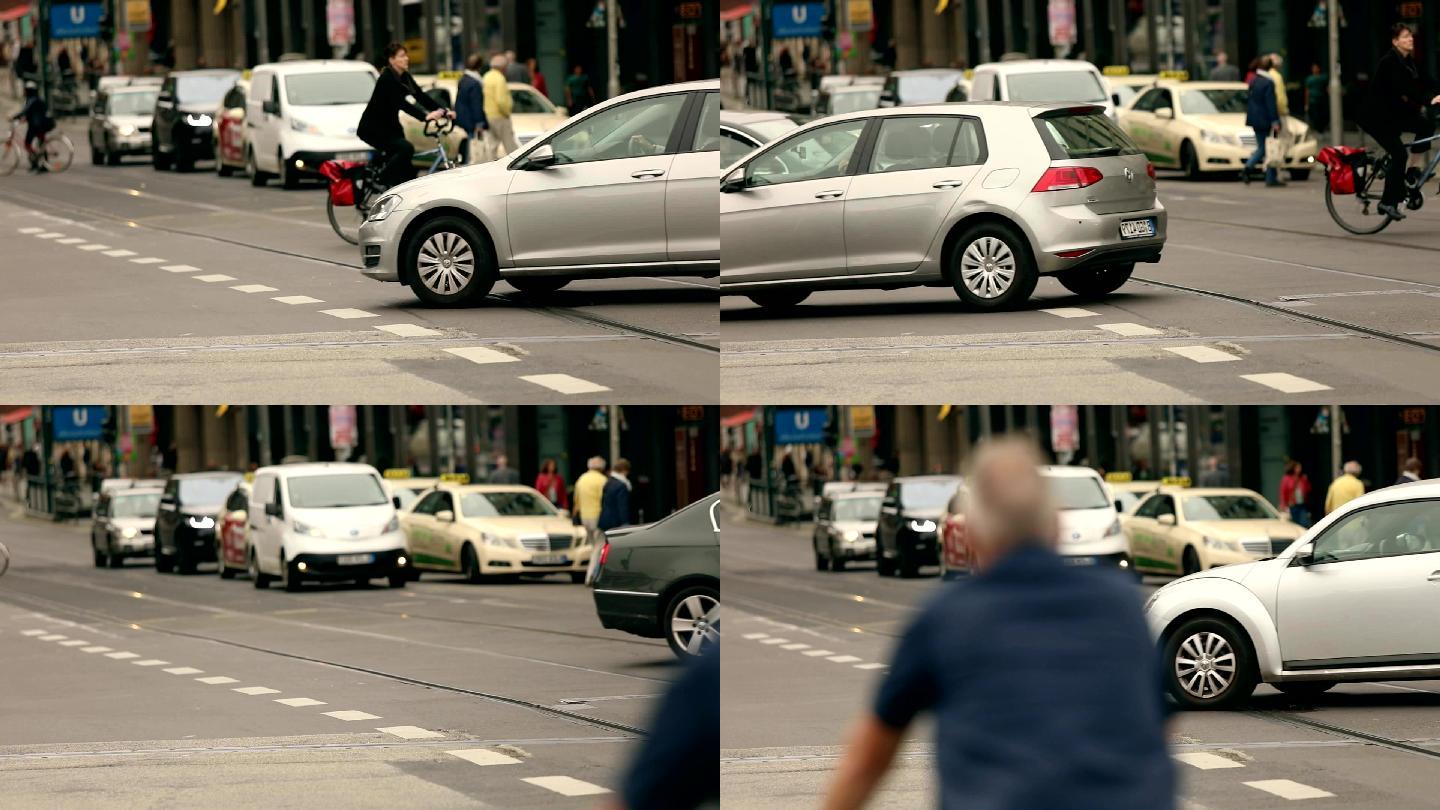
[1057,262,1134,299]
[949,224,1038,310]
[665,586,719,658]
[250,548,272,589]
[406,216,498,307]
[1163,617,1258,709]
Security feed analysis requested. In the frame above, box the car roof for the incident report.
[720,110,792,125]
[895,474,962,483]
[440,484,541,494]
[801,99,1094,124]
[251,59,374,74]
[1173,487,1268,498]
[890,68,965,76]
[1040,465,1103,478]
[172,470,243,479]
[974,59,1101,74]
[110,486,164,496]
[254,462,378,478]
[169,69,242,77]
[1153,79,1246,90]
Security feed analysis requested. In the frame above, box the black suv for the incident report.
[155,471,244,574]
[151,69,239,172]
[875,475,960,578]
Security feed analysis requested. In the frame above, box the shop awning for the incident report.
[721,408,756,428]
[0,406,34,425]
[0,1,33,23]
[720,0,754,22]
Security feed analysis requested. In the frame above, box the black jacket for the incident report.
[357,67,439,148]
[1364,48,1435,131]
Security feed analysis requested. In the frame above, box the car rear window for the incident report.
[1006,71,1108,103]
[1034,111,1139,159]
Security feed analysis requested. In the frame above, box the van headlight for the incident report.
[289,117,321,134]
[1200,129,1225,144]
[185,113,213,127]
[842,529,860,542]
[292,520,325,538]
[121,527,139,539]
[368,194,401,222]
[908,519,937,534]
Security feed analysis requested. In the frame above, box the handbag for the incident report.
[1264,134,1285,169]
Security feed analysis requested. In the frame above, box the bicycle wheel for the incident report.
[45,135,74,173]
[327,194,363,245]
[1326,154,1392,235]
[0,142,18,176]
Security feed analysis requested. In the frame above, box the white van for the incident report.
[1041,466,1133,573]
[247,462,409,591]
[968,59,1116,121]
[245,59,377,188]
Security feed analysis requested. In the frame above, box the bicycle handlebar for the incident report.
[423,116,456,138]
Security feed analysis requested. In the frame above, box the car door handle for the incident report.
[814,190,844,199]
[630,169,665,179]
[932,180,964,189]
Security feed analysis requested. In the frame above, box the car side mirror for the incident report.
[1292,541,1316,567]
[523,143,557,169]
[1115,499,1126,513]
[436,509,455,522]
[1158,513,1176,526]
[265,501,283,518]
[720,169,746,193]
[158,93,173,104]
[1111,92,1122,107]
[262,99,279,116]
[879,92,896,107]
[1156,107,1174,119]
[393,495,403,509]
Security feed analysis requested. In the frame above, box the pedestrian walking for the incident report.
[1304,63,1329,137]
[482,54,519,160]
[487,454,520,485]
[1266,53,1293,173]
[1242,59,1284,187]
[503,50,528,83]
[1279,460,1312,527]
[534,458,569,509]
[1210,50,1239,82]
[1395,457,1422,487]
[575,457,609,546]
[564,64,595,113]
[604,647,719,810]
[455,53,488,164]
[599,458,632,531]
[1197,454,1226,487]
[822,436,1175,810]
[1325,461,1366,515]
[1359,23,1440,222]
[526,57,547,97]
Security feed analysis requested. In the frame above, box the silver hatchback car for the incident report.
[720,101,1166,310]
[360,80,719,306]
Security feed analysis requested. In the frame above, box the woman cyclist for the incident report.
[11,80,54,173]
[1360,23,1440,221]
[358,43,453,192]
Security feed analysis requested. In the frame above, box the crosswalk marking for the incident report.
[377,725,445,739]
[741,632,770,640]
[447,748,521,766]
[18,226,44,234]
[780,643,811,650]
[522,776,611,797]
[129,257,167,265]
[102,249,138,257]
[161,264,203,273]
[323,710,381,721]
[320,308,379,320]
[827,655,863,664]
[131,659,170,667]
[195,676,239,685]
[521,373,611,395]
[231,284,278,293]
[1096,322,1163,337]
[1242,373,1332,394]
[444,346,520,365]
[193,274,236,283]
[802,649,836,657]
[272,295,324,305]
[77,244,111,251]
[58,640,90,647]
[104,651,140,660]
[1244,780,1335,800]
[55,237,86,245]
[163,667,204,675]
[1174,752,1245,770]
[1164,346,1240,364]
[1040,307,1100,319]
[854,663,887,670]
[274,697,326,707]
[233,686,281,695]
[38,634,67,641]
[758,638,790,645]
[375,323,442,337]
[20,629,48,636]
[81,646,113,653]
[35,232,64,239]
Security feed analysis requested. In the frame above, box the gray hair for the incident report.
[964,436,1057,554]
[1343,460,1362,476]
[587,456,606,471]
[490,54,507,70]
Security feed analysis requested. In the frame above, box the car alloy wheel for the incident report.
[1174,630,1236,701]
[418,232,477,296]
[960,236,1016,299]
[666,587,719,658]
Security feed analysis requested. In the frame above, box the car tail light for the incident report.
[1054,248,1094,259]
[1031,166,1104,192]
[1146,162,1156,179]
[599,541,611,568]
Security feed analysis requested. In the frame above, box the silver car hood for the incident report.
[108,516,155,531]
[389,158,511,205]
[1170,559,1264,587]
[830,520,876,534]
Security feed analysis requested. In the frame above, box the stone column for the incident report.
[896,406,923,477]
[919,2,948,67]
[172,0,198,69]
[199,0,227,67]
[893,0,920,70]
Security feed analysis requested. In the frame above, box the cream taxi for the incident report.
[400,483,590,583]
[1126,486,1304,576]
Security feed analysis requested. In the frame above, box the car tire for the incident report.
[1182,546,1201,576]
[898,550,918,579]
[107,542,123,568]
[830,541,847,573]
[1181,140,1202,180]
[281,553,302,592]
[569,571,585,584]
[279,150,300,189]
[461,542,484,584]
[747,290,810,309]
[1163,616,1258,709]
[175,144,194,173]
[90,144,102,166]
[250,548,271,589]
[1273,680,1335,699]
[247,147,268,186]
[388,573,407,588]
[106,145,121,166]
[876,549,895,577]
[1056,262,1134,299]
[1289,168,1311,182]
[152,143,171,171]
[664,585,719,658]
[154,542,174,573]
[176,548,196,575]
[405,215,498,307]
[948,222,1038,310]
[814,546,830,571]
[507,277,569,296]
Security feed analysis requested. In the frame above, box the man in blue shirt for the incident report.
[824,437,1174,810]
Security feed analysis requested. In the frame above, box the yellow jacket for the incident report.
[576,469,608,521]
[1324,473,1364,515]
[1266,68,1289,117]
[483,69,512,120]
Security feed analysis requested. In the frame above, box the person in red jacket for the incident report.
[534,458,569,509]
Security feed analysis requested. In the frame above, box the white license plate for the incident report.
[337,553,374,565]
[531,553,568,565]
[337,151,369,162]
[1119,218,1156,239]
[1063,556,1097,566]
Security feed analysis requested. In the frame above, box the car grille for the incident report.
[517,534,574,552]
[1240,538,1269,555]
[1238,133,1257,149]
[138,126,151,133]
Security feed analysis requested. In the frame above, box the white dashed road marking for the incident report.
[1040,307,1099,319]
[38,634,67,641]
[103,249,138,257]
[758,638,790,645]
[275,697,327,707]
[447,749,521,767]
[521,373,611,395]
[741,633,770,640]
[1096,322,1164,337]
[231,284,278,293]
[320,308,379,320]
[161,264,203,273]
[780,643,811,650]
[77,243,110,251]
[35,232,64,239]
[272,295,324,305]
[854,663,887,671]
[130,257,167,265]
[55,237,85,244]
[1174,752,1246,770]
[444,346,520,365]
[1244,780,1336,800]
[1164,346,1240,364]
[131,659,170,667]
[105,651,140,660]
[522,776,612,797]
[20,629,47,636]
[18,226,44,234]
[323,710,381,721]
[827,655,862,664]
[81,646,113,653]
[164,667,204,675]
[375,323,442,337]
[193,274,237,283]
[195,676,239,685]
[233,686,281,695]
[1242,373,1333,394]
[802,649,836,657]
[377,726,446,740]
[58,640,90,647]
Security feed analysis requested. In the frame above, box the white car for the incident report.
[1042,466,1132,572]
[246,462,410,591]
[1146,479,1440,709]
[245,59,377,188]
[969,59,1116,121]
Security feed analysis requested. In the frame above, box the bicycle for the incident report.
[0,123,75,176]
[326,117,457,245]
[1325,110,1440,235]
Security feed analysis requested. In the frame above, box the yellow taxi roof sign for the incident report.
[1102,65,1130,76]
[241,69,251,80]
[1158,70,1190,81]
[1105,471,1134,483]
[243,471,254,483]
[384,468,411,480]
[436,70,462,80]
[1161,475,1192,487]
[440,472,470,484]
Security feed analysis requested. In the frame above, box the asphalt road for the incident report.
[0,115,717,403]
[720,506,1440,809]
[0,496,690,808]
[720,172,1440,403]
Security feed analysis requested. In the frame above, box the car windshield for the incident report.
[1113,84,1142,107]
[177,74,237,103]
[897,73,962,104]
[512,89,555,114]
[746,118,799,142]
[1039,111,1139,157]
[1007,70,1108,103]
[833,496,883,522]
[108,91,158,115]
[393,487,426,511]
[829,88,881,114]
[179,476,241,504]
[460,491,558,517]
[1183,495,1278,521]
[1180,88,1247,115]
[287,473,388,509]
[1047,476,1110,510]
[900,480,958,509]
[1114,490,1146,513]
[285,71,375,105]
[112,493,161,518]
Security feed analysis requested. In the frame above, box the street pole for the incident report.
[976,0,991,64]
[37,0,50,107]
[606,0,620,99]
[257,407,272,467]
[1327,0,1342,144]
[1330,405,1343,480]
[608,406,621,470]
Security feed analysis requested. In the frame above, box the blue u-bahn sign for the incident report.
[773,3,825,38]
[51,4,104,39]
[52,406,105,441]
[774,408,828,444]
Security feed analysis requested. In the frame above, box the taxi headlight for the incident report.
[1203,535,1238,551]
[1200,129,1227,145]
[121,527,139,539]
[481,532,508,548]
[368,194,401,222]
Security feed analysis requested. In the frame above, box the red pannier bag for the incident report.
[1317,146,1366,195]
[319,159,365,206]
